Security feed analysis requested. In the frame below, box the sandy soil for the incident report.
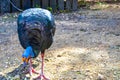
[0,5,120,80]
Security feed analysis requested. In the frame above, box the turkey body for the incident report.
[17,8,55,58]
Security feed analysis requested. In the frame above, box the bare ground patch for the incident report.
[0,6,120,80]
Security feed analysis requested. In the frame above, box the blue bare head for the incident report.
[22,46,35,67]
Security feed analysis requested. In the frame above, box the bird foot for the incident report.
[31,68,39,74]
[29,67,39,76]
[23,67,39,75]
[33,74,49,80]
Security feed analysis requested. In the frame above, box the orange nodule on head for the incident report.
[22,57,25,62]
[22,57,31,63]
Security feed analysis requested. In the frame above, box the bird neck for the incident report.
[33,49,40,58]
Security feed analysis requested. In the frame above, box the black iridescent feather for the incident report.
[17,8,55,57]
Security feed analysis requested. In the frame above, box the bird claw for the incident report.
[29,68,39,76]
[31,68,39,74]
[33,75,50,80]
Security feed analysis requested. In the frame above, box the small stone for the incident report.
[89,76,93,79]
[97,73,105,80]
[73,77,77,79]
[13,75,20,80]
[5,65,8,68]
[114,71,117,75]
[86,69,90,72]
[36,57,41,62]
[80,28,87,32]
[57,55,62,57]
[76,71,81,74]
[45,58,49,62]
[0,72,4,75]
[26,74,30,77]
[7,57,10,59]
[114,33,120,36]
[100,63,105,67]
[75,33,79,36]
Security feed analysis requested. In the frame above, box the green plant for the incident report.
[47,7,53,12]
[35,4,41,8]
[78,0,87,6]
[96,2,106,5]
[78,0,90,8]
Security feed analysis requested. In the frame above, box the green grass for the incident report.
[35,4,41,8]
[47,7,53,12]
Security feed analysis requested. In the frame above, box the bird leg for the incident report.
[34,53,49,80]
[29,58,39,76]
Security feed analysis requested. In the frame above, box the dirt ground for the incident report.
[0,4,120,80]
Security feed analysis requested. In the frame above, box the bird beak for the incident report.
[22,57,27,67]
[23,62,27,68]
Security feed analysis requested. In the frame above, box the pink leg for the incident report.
[29,59,39,75]
[34,53,49,80]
